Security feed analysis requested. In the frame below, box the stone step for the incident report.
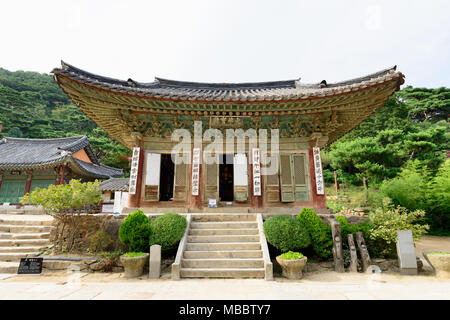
[186,242,261,251]
[0,232,50,240]
[6,211,25,215]
[180,268,265,278]
[0,225,52,233]
[0,239,50,247]
[0,217,53,226]
[42,260,72,270]
[184,250,263,259]
[0,260,73,273]
[191,214,256,222]
[0,246,48,253]
[190,222,258,229]
[0,252,39,262]
[0,261,19,273]
[189,228,258,236]
[187,235,260,243]
[182,258,264,268]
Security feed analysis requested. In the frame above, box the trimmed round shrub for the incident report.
[263,215,311,252]
[119,210,151,252]
[149,213,187,252]
[296,208,333,259]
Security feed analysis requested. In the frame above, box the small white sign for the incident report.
[313,147,324,195]
[128,147,140,195]
[208,199,217,208]
[252,148,261,196]
[191,148,201,196]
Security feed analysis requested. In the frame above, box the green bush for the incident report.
[89,231,113,253]
[149,213,187,252]
[381,160,450,235]
[263,215,311,252]
[368,203,429,257]
[119,210,151,252]
[296,208,332,259]
[335,215,372,245]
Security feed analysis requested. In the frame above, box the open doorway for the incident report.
[159,154,174,201]
[219,154,234,202]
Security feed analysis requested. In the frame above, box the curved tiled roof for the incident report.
[72,159,123,179]
[0,136,88,168]
[52,61,403,102]
[99,178,129,192]
[0,136,123,178]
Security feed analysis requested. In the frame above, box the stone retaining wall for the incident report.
[50,214,127,253]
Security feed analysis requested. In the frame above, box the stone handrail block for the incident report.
[172,214,191,280]
[257,214,273,281]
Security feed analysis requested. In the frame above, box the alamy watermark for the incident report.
[170,121,280,176]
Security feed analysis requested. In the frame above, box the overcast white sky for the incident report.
[0,0,449,87]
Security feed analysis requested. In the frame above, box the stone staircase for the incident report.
[179,214,268,278]
[0,215,53,273]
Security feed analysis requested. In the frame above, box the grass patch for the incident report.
[123,252,147,258]
[427,251,450,255]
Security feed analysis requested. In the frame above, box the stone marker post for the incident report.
[396,230,418,275]
[149,245,161,279]
[347,234,358,272]
[331,220,345,273]
[355,232,371,272]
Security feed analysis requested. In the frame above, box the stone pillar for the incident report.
[308,147,327,209]
[356,231,371,272]
[149,244,161,279]
[347,234,358,272]
[331,220,345,273]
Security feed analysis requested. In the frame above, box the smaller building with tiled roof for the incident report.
[99,178,129,192]
[0,136,123,204]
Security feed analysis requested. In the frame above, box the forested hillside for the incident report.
[0,68,130,174]
[323,86,449,234]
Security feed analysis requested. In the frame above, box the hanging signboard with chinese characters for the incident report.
[313,147,324,195]
[128,147,140,195]
[191,148,201,196]
[252,148,261,196]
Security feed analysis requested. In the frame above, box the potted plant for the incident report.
[423,251,450,278]
[120,252,149,278]
[276,251,307,280]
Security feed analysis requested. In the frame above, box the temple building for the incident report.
[52,62,404,213]
[0,136,123,204]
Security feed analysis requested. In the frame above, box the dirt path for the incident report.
[415,236,450,258]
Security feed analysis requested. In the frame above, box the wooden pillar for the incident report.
[308,147,327,209]
[24,173,32,195]
[59,165,66,185]
[0,174,3,194]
